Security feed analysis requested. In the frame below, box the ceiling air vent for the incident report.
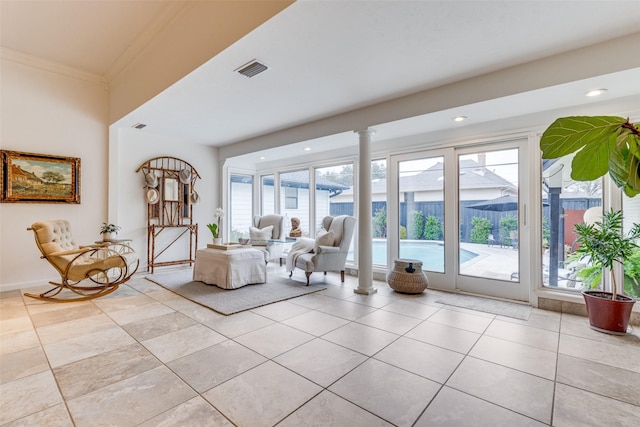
[236,60,268,78]
[132,123,147,129]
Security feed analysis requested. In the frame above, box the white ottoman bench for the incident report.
[193,248,266,289]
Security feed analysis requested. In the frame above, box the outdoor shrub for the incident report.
[424,215,443,240]
[576,264,603,290]
[470,217,492,243]
[400,225,407,240]
[373,206,387,238]
[623,247,640,298]
[499,214,518,245]
[542,216,550,247]
[408,210,424,239]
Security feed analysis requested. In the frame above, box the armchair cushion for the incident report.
[313,229,334,253]
[252,215,284,240]
[249,225,273,246]
[285,237,315,272]
[328,215,345,246]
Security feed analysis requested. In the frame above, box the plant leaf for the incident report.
[627,130,640,195]
[624,158,640,196]
[609,131,632,188]
[540,116,626,159]
[625,144,640,193]
[570,132,611,181]
[612,132,640,194]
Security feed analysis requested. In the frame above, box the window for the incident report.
[541,156,602,291]
[285,186,298,209]
[280,170,309,235]
[623,193,640,299]
[261,174,275,215]
[229,173,253,241]
[315,163,353,230]
[399,156,444,273]
[371,159,388,267]
[459,149,519,280]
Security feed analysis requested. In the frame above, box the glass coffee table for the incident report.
[267,238,297,266]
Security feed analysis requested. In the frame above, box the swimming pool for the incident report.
[349,240,478,273]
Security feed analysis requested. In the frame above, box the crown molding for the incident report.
[0,47,107,87]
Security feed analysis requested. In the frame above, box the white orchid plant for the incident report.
[207,207,224,238]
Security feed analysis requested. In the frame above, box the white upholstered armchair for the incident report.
[26,220,139,302]
[287,215,356,285]
[251,214,285,263]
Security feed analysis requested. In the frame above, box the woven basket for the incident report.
[386,259,428,294]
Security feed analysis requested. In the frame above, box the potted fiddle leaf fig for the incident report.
[540,116,640,197]
[573,209,640,334]
[541,116,640,334]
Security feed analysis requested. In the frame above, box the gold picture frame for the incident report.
[1,150,80,203]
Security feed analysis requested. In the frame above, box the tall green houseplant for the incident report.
[574,209,640,302]
[541,116,640,333]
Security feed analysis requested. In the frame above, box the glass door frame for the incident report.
[389,138,532,301]
[389,148,456,292]
[455,139,530,301]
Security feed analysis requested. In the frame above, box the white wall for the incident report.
[0,59,109,290]
[0,57,219,289]
[111,128,218,271]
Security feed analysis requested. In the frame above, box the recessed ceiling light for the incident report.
[585,89,607,97]
[453,116,467,122]
[259,156,265,160]
[304,147,311,151]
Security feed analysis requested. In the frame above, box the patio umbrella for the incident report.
[468,195,548,212]
[467,195,520,212]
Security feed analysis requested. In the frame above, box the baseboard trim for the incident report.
[0,278,54,293]
[538,296,640,326]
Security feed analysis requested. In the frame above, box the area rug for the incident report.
[145,270,326,315]
[436,293,532,320]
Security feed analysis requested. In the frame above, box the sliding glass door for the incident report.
[391,140,530,301]
[456,145,529,301]
[398,155,445,273]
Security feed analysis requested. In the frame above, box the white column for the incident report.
[354,129,377,295]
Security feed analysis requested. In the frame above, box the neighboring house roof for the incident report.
[340,159,517,196]
[231,171,348,197]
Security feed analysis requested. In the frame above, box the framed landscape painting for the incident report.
[1,150,80,203]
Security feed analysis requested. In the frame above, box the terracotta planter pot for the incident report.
[582,291,636,335]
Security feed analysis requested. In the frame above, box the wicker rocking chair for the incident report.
[26,220,139,302]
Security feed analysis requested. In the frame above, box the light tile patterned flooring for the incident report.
[2,267,640,426]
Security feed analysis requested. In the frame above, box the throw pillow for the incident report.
[314,229,335,253]
[249,225,274,246]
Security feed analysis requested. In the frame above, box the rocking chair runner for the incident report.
[26,220,139,302]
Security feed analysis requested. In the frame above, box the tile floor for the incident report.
[2,268,640,426]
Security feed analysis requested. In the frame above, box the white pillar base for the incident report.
[354,287,378,295]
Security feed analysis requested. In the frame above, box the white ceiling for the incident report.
[3,1,640,164]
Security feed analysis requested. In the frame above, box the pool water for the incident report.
[350,240,477,273]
